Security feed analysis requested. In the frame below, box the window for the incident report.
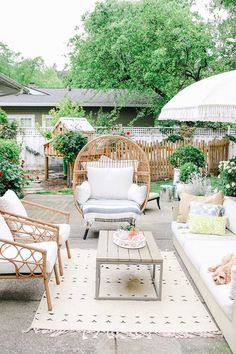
[7,115,35,129]
[42,115,53,128]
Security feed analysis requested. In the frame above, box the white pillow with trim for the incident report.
[76,181,91,204]
[128,184,147,205]
[87,166,134,200]
[0,190,27,217]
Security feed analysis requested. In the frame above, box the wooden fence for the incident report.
[137,139,229,181]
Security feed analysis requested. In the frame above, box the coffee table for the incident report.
[95,230,163,300]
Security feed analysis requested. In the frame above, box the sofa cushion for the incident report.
[82,199,140,222]
[0,215,14,242]
[189,202,224,217]
[0,190,27,217]
[172,221,236,249]
[183,239,236,272]
[76,181,91,204]
[224,197,236,234]
[199,264,234,320]
[188,214,227,235]
[0,241,57,274]
[128,184,147,205]
[87,167,134,200]
[177,191,224,223]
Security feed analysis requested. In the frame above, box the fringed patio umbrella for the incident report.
[159,70,236,123]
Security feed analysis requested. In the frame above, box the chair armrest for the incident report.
[0,210,59,244]
[22,200,70,223]
[0,238,47,277]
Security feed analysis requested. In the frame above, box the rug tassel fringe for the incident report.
[25,328,222,339]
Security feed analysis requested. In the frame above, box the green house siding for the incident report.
[2,106,154,127]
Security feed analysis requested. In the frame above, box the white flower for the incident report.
[232,182,236,187]
[226,184,230,189]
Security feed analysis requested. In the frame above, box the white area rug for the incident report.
[30,249,221,337]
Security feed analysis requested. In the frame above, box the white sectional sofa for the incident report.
[172,197,236,354]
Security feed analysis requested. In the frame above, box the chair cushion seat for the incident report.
[82,199,141,222]
[149,192,160,200]
[56,224,70,244]
[0,241,57,274]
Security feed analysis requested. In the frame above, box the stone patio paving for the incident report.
[0,194,231,354]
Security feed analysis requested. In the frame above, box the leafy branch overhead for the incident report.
[67,0,233,116]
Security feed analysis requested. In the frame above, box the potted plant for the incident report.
[168,144,205,184]
[176,162,209,196]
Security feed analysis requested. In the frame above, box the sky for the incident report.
[0,0,101,69]
[0,0,215,70]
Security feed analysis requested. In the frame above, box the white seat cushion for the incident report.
[199,263,234,320]
[0,215,14,242]
[0,241,57,274]
[82,199,141,222]
[56,224,70,244]
[87,167,134,200]
[0,190,27,217]
[172,221,236,249]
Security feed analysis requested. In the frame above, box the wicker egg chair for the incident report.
[73,135,150,239]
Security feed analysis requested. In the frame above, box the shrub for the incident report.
[0,109,17,139]
[179,162,199,183]
[168,144,205,168]
[52,130,87,162]
[0,159,32,198]
[0,139,21,162]
[218,157,236,197]
[164,134,183,143]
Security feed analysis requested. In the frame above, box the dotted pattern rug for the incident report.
[30,249,221,337]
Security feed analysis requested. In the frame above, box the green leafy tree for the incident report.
[68,0,229,119]
[0,42,63,87]
[49,94,86,125]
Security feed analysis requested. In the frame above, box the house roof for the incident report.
[0,87,151,108]
[0,73,28,97]
[54,117,95,132]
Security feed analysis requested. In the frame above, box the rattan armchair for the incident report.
[73,135,150,239]
[0,211,60,311]
[22,199,71,276]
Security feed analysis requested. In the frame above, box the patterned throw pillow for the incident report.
[189,202,224,217]
[188,214,227,235]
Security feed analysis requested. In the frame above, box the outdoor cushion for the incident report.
[82,156,139,170]
[183,239,236,272]
[188,214,227,235]
[177,191,224,223]
[224,197,236,234]
[189,201,224,217]
[0,214,14,242]
[56,224,70,245]
[76,181,91,204]
[0,241,57,274]
[87,166,134,200]
[172,221,236,249]
[199,265,234,320]
[128,183,147,205]
[0,190,27,217]
[82,199,141,222]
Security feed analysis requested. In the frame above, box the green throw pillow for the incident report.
[188,214,226,235]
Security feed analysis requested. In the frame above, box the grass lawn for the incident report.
[34,176,219,195]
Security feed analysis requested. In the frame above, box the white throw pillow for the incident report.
[87,166,134,200]
[76,181,91,204]
[128,184,147,205]
[223,197,236,234]
[0,214,14,242]
[0,190,27,217]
